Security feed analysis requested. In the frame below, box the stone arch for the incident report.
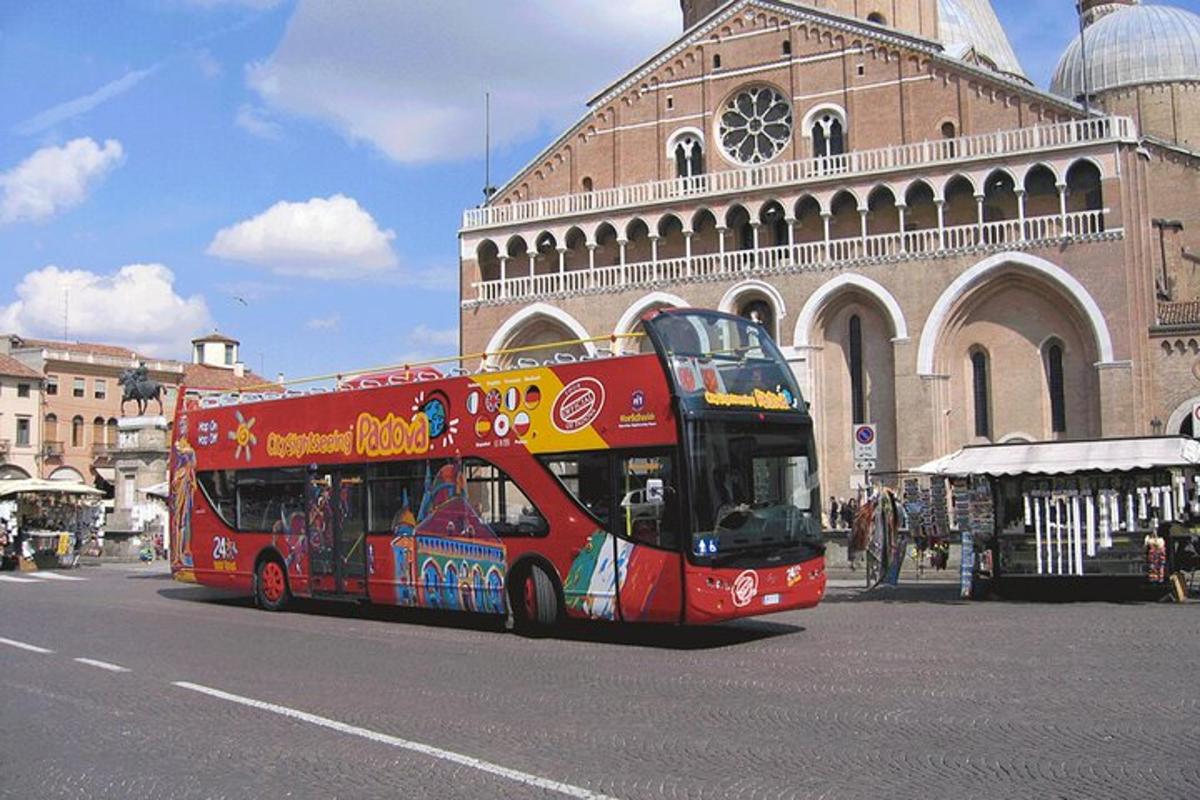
[1167,395,1200,435]
[614,291,690,354]
[718,280,787,340]
[49,466,85,483]
[916,252,1115,376]
[484,303,597,367]
[794,273,909,348]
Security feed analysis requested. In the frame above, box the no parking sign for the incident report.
[853,423,878,462]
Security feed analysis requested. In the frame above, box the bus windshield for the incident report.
[645,310,804,415]
[687,419,823,561]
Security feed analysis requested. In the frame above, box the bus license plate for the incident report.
[762,593,780,606]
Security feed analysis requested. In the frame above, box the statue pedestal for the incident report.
[104,416,170,561]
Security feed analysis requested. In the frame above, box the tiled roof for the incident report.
[192,331,239,345]
[0,354,43,380]
[1158,301,1200,327]
[14,336,140,360]
[183,363,277,391]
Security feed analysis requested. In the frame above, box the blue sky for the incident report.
[0,0,1193,381]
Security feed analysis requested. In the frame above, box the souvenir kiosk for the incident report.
[0,479,105,570]
[916,437,1200,595]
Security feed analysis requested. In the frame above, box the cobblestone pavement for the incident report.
[1,564,1198,799]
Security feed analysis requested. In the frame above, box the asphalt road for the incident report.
[1,565,1198,800]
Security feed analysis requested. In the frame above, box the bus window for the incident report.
[541,452,611,527]
[462,460,547,537]
[197,470,237,528]
[367,461,428,533]
[235,469,305,532]
[617,454,680,550]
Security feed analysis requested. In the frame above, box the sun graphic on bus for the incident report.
[227,411,257,461]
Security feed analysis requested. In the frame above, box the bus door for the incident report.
[307,469,368,597]
[614,453,683,623]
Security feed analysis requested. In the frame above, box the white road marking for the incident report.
[35,572,86,581]
[0,575,44,584]
[0,636,54,654]
[173,681,618,800]
[73,657,130,673]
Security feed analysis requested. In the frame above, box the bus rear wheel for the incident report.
[511,563,559,634]
[255,557,290,612]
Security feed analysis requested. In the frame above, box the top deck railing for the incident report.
[461,116,1136,231]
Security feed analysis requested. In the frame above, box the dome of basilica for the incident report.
[1051,2,1200,100]
[938,0,1026,80]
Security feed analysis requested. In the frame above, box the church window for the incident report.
[713,54,722,69]
[971,349,991,439]
[666,95,675,111]
[1045,341,1067,434]
[782,40,792,56]
[670,132,705,179]
[719,85,793,165]
[867,12,886,25]
[810,108,846,158]
[849,315,865,425]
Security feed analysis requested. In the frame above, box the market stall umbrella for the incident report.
[0,479,105,499]
[913,437,1200,478]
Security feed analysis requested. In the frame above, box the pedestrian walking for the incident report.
[829,496,841,530]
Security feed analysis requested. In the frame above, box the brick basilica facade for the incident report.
[458,0,1200,496]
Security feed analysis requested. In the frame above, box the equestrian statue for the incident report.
[119,362,165,416]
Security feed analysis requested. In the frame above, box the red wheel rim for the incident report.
[262,562,285,603]
[524,575,537,621]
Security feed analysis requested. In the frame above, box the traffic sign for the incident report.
[853,423,878,461]
[854,459,877,472]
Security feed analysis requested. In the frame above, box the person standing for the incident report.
[829,496,841,530]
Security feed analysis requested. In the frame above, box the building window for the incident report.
[71,415,84,447]
[782,40,792,56]
[16,417,30,448]
[194,344,203,363]
[867,12,886,25]
[671,133,705,179]
[44,413,57,442]
[811,109,846,158]
[224,343,235,366]
[94,379,106,400]
[971,349,991,439]
[713,54,722,69]
[719,85,792,165]
[1046,342,1067,434]
[666,95,674,110]
[73,377,85,398]
[849,315,865,425]
[46,376,58,396]
[107,418,118,446]
[17,383,30,398]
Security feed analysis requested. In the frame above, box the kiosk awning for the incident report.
[0,479,105,498]
[913,437,1200,478]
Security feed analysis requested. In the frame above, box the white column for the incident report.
[557,246,567,274]
[650,234,659,265]
[897,204,908,254]
[821,213,832,262]
[717,226,727,274]
[975,194,985,245]
[587,244,597,288]
[684,231,693,277]
[1016,189,1027,242]
[786,217,796,263]
[859,209,868,241]
[935,199,946,251]
[498,256,508,300]
[618,238,628,285]
[527,250,537,278]
[1057,183,1069,236]
[750,223,760,270]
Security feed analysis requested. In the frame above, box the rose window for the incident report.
[719,86,793,164]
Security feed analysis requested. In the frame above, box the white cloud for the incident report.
[13,67,156,136]
[247,0,679,163]
[305,314,340,330]
[0,264,212,357]
[235,104,282,139]
[0,138,124,224]
[406,324,458,350]
[195,48,223,79]
[207,194,397,279]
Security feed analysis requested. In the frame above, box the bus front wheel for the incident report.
[255,556,290,612]
[511,563,559,634]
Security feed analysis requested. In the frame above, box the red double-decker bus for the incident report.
[169,309,826,629]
